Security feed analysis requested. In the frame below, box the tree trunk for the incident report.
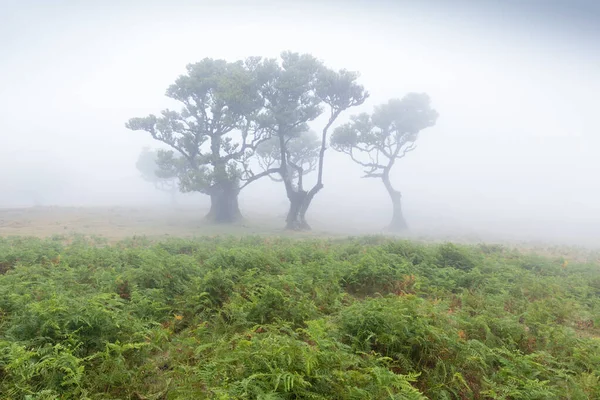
[387,190,407,231]
[382,172,407,231]
[285,190,310,230]
[205,183,242,223]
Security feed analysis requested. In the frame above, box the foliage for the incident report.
[254,52,369,229]
[125,52,368,227]
[126,57,271,196]
[331,94,438,230]
[330,94,438,174]
[136,147,179,196]
[255,129,320,184]
[1,235,599,399]
[436,242,478,271]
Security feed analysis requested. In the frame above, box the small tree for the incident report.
[126,57,273,223]
[136,147,179,205]
[331,93,438,231]
[256,52,368,229]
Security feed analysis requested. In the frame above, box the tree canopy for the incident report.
[255,129,321,186]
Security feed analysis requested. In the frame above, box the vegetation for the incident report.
[136,148,179,205]
[125,51,392,230]
[258,53,368,230]
[331,94,439,231]
[1,235,599,399]
[255,130,321,185]
[126,57,272,223]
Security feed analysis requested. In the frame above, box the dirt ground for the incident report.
[0,206,330,241]
[0,206,598,262]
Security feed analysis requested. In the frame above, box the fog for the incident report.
[1,0,599,246]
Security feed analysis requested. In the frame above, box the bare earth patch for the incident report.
[0,206,327,242]
[0,206,598,262]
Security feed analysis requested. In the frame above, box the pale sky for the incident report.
[1,0,599,243]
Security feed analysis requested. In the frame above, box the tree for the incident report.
[255,129,321,186]
[256,52,368,230]
[126,57,273,223]
[330,93,438,231]
[135,147,179,205]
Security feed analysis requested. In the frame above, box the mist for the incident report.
[1,0,599,246]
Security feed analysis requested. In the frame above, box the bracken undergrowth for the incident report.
[0,234,599,399]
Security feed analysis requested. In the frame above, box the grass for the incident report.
[0,234,599,399]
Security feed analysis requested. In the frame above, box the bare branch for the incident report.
[345,148,385,171]
[239,167,281,190]
[397,143,417,159]
[148,127,196,168]
[362,173,383,178]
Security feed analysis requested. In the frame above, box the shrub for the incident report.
[436,242,477,271]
